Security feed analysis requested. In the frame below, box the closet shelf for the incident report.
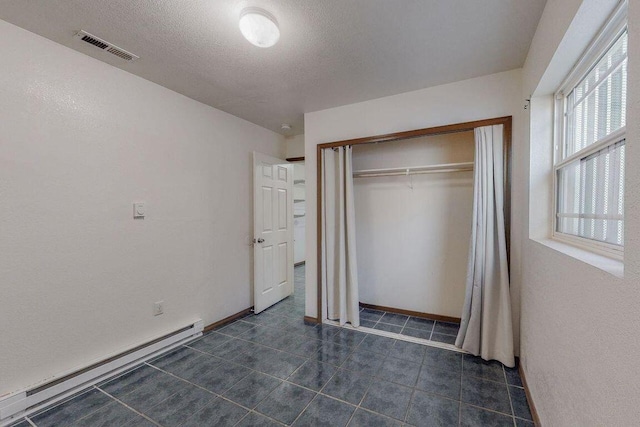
[353,161,474,178]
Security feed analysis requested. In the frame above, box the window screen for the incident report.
[556,30,627,248]
[557,140,624,245]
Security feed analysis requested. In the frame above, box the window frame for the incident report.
[552,1,627,259]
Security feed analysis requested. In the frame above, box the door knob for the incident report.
[254,238,265,244]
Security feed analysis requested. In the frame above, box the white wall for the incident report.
[352,133,474,317]
[518,0,640,424]
[305,69,524,347]
[285,134,305,158]
[0,20,284,396]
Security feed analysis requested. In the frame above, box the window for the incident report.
[554,3,627,257]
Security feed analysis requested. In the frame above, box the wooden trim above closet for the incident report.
[316,116,512,323]
[317,116,511,149]
[286,156,305,162]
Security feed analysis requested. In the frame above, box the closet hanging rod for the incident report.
[353,161,474,178]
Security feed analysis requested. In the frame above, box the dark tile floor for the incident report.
[358,308,461,345]
[11,265,532,426]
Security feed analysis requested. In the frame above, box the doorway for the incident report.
[252,152,294,314]
[289,158,306,307]
[291,160,306,268]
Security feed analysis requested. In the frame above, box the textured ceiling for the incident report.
[0,0,546,134]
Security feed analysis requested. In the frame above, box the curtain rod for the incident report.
[353,161,474,178]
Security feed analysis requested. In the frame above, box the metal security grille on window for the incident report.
[564,32,627,159]
[557,140,624,245]
[556,30,627,248]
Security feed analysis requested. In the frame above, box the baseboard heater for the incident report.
[0,320,203,426]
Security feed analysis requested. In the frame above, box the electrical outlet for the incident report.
[133,202,145,219]
[153,301,164,316]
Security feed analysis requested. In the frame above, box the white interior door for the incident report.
[253,152,294,314]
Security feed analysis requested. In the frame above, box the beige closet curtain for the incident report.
[322,146,360,327]
[456,125,514,367]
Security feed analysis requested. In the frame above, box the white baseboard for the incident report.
[0,320,203,426]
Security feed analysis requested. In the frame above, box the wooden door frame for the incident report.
[315,116,512,323]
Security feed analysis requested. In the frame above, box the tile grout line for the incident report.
[31,386,117,427]
[277,337,403,423]
[404,386,418,424]
[369,309,384,329]
[297,271,468,425]
[343,407,358,426]
[29,275,306,427]
[361,342,418,424]
[402,318,433,340]
[459,355,527,418]
[385,342,516,421]
[258,347,360,425]
[333,340,379,421]
[214,323,330,358]
[194,344,503,422]
[288,392,321,425]
[94,386,163,427]
[144,348,389,423]
[352,379,376,421]
[336,319,463,353]
[49,278,516,427]
[458,354,465,427]
[503,365,518,427]
[27,386,103,422]
[399,314,411,336]
[136,358,228,423]
[464,403,522,419]
[29,362,192,427]
[142,362,286,425]
[205,310,514,418]
[232,410,286,427]
[375,310,409,330]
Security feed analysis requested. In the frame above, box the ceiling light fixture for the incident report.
[239,7,280,48]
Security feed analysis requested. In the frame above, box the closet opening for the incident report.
[315,116,512,349]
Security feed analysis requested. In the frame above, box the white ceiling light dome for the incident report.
[239,7,280,48]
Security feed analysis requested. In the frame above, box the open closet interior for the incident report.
[352,131,474,320]
[318,117,515,366]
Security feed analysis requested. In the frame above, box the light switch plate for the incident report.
[153,301,164,316]
[133,202,145,218]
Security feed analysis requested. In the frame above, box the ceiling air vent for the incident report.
[74,30,139,62]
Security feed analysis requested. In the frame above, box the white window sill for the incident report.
[531,238,624,278]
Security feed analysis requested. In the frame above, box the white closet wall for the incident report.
[353,132,474,318]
